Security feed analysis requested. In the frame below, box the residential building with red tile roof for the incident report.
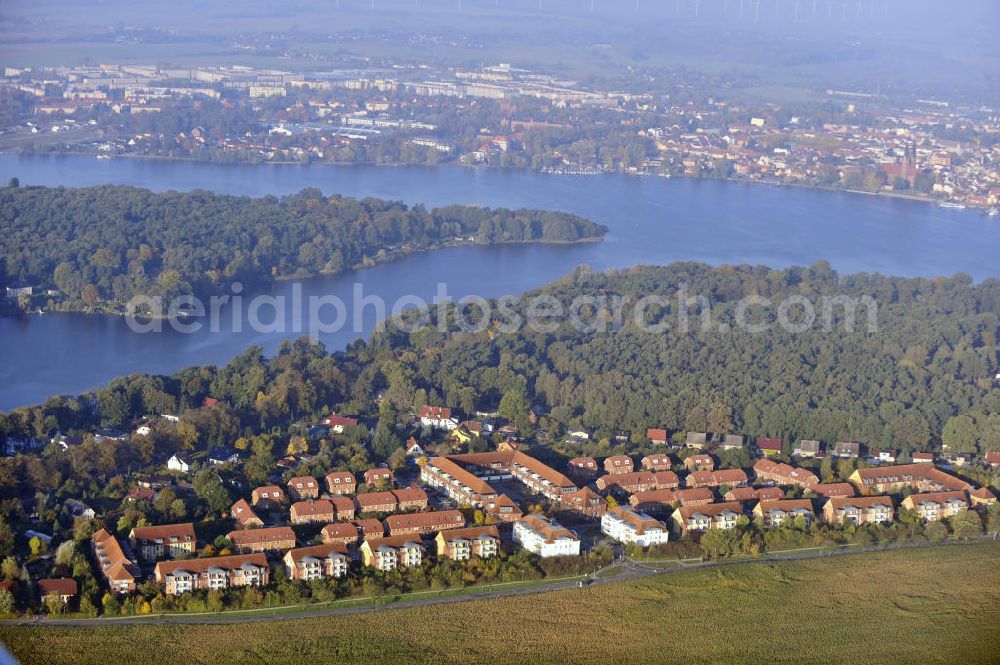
[283,543,350,581]
[363,468,394,487]
[646,428,668,445]
[324,470,356,495]
[566,457,599,482]
[630,487,715,514]
[900,491,969,521]
[287,476,320,501]
[596,471,658,494]
[822,496,894,525]
[985,451,1000,468]
[685,468,749,489]
[848,464,971,495]
[559,486,606,517]
[603,455,634,475]
[808,483,856,499]
[251,485,287,510]
[420,456,499,507]
[37,578,77,603]
[507,452,578,500]
[912,452,935,464]
[435,526,501,561]
[128,523,196,562]
[671,502,744,534]
[683,454,714,472]
[328,495,356,521]
[725,486,785,502]
[512,514,580,558]
[756,437,783,456]
[970,487,997,507]
[355,491,398,514]
[753,459,819,489]
[483,494,523,523]
[325,414,359,433]
[601,506,669,546]
[290,499,336,525]
[91,528,140,593]
[321,522,362,545]
[352,518,385,539]
[752,499,815,527]
[360,535,424,571]
[653,471,681,489]
[154,554,269,595]
[418,405,458,430]
[385,509,465,536]
[392,486,429,512]
[231,499,264,528]
[227,526,296,553]
[641,453,672,472]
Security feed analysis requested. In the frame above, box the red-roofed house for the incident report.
[757,438,783,457]
[603,455,634,475]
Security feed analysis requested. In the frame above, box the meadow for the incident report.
[2,543,998,665]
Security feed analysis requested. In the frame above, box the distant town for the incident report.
[2,59,998,213]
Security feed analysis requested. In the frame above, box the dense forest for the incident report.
[0,183,606,311]
[2,261,999,461]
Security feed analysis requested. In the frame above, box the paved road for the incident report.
[6,537,996,628]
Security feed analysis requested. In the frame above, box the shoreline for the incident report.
[4,150,993,214]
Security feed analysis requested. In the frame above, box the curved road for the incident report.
[6,537,997,627]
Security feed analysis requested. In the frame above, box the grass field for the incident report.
[2,544,998,665]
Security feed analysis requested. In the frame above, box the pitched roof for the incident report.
[418,405,452,420]
[517,514,579,543]
[356,491,397,510]
[825,496,894,511]
[290,499,335,518]
[687,468,748,486]
[362,535,424,551]
[385,510,465,533]
[288,476,319,491]
[391,486,428,504]
[321,523,361,542]
[852,464,971,491]
[437,525,500,543]
[130,523,196,543]
[155,553,267,577]
[676,501,743,520]
[325,470,356,485]
[231,499,262,525]
[809,483,856,498]
[607,506,666,535]
[284,543,349,564]
[227,526,296,547]
[37,578,77,597]
[756,437,783,451]
[755,499,814,515]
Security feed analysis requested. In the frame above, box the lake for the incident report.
[1,153,996,410]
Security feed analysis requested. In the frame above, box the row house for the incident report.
[251,485,287,510]
[601,507,669,547]
[752,499,815,528]
[822,496,894,526]
[356,491,398,514]
[808,483,856,499]
[900,491,969,522]
[287,476,320,501]
[435,526,501,561]
[290,499,337,525]
[91,529,140,594]
[508,452,578,501]
[154,554,269,595]
[848,464,972,495]
[283,543,350,581]
[128,523,196,562]
[971,487,997,507]
[753,459,819,489]
[671,502,743,535]
[725,486,784,503]
[321,522,365,545]
[325,470,357,495]
[685,468,749,489]
[420,456,499,507]
[603,455,634,475]
[641,453,672,472]
[231,499,264,528]
[227,526,296,553]
[630,488,715,514]
[559,486,606,518]
[596,471,657,495]
[512,515,581,558]
[329,496,356,521]
[384,509,465,536]
[392,486,429,512]
[360,536,424,571]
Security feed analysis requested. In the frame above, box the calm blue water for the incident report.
[1,154,996,410]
